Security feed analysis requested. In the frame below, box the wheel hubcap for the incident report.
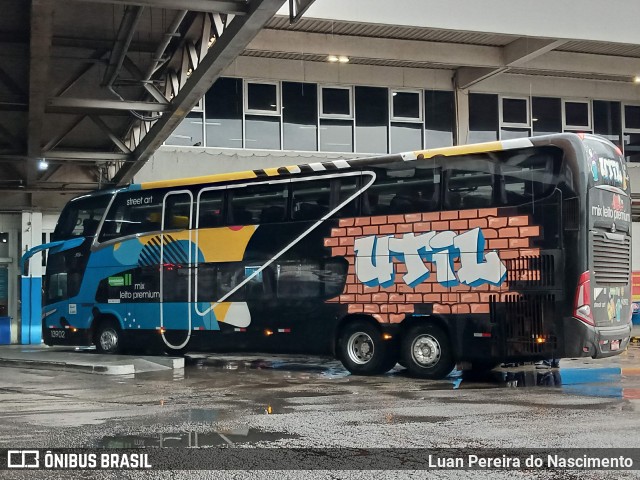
[347,332,374,365]
[411,334,441,367]
[100,329,118,352]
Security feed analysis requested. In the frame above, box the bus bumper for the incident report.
[43,327,92,347]
[563,317,631,359]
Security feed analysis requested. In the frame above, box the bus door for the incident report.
[160,191,194,349]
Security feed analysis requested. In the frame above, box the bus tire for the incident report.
[94,318,123,355]
[338,320,396,375]
[400,323,454,380]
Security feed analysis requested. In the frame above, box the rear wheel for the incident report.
[400,323,454,379]
[94,319,122,354]
[338,321,397,375]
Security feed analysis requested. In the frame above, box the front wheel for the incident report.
[94,319,122,354]
[400,323,454,379]
[338,321,397,375]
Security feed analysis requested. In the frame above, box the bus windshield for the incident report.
[52,194,112,241]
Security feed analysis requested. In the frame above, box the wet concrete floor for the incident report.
[1,347,640,479]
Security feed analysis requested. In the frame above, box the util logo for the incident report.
[612,194,624,212]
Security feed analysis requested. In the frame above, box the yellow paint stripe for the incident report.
[263,167,280,177]
[414,141,503,159]
[140,170,257,190]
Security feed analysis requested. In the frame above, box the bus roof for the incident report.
[129,135,577,191]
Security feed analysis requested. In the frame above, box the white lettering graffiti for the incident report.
[353,228,507,288]
[598,157,623,185]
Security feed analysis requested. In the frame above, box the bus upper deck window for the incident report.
[365,165,440,215]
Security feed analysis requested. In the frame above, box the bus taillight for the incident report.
[574,271,594,326]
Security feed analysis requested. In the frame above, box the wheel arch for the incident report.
[90,308,124,335]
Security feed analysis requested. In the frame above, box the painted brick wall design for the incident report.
[324,208,541,323]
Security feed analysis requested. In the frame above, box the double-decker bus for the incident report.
[38,133,632,379]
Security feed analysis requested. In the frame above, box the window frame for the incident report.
[623,103,640,134]
[319,85,354,119]
[500,96,531,128]
[192,98,204,112]
[390,89,423,122]
[562,99,592,131]
[243,80,281,116]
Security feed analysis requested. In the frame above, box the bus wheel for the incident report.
[400,323,454,380]
[94,319,122,354]
[338,321,396,375]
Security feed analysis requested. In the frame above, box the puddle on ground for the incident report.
[463,366,624,398]
[183,353,637,400]
[186,356,349,379]
[344,415,449,426]
[98,429,298,448]
[382,365,633,399]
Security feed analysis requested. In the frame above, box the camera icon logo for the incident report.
[7,450,40,469]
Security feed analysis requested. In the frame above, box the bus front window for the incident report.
[52,194,112,241]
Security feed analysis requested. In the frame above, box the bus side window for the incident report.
[277,261,322,299]
[98,191,164,241]
[291,178,331,221]
[197,190,224,228]
[196,263,216,302]
[501,152,556,206]
[245,265,275,300]
[445,158,496,210]
[229,183,288,225]
[163,194,192,230]
[363,165,440,215]
[216,264,247,301]
[332,176,360,218]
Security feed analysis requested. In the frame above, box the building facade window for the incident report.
[167,112,204,147]
[532,97,562,136]
[319,86,354,152]
[468,93,498,143]
[168,77,639,163]
[244,80,281,150]
[355,86,388,154]
[282,82,318,151]
[391,90,422,121]
[320,86,352,117]
[389,89,423,153]
[563,99,592,132]
[204,77,243,148]
[593,100,622,147]
[500,96,531,139]
[245,81,279,114]
[425,90,454,149]
[624,104,640,162]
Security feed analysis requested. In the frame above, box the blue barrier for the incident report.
[0,316,10,344]
[632,302,640,326]
[20,276,42,345]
